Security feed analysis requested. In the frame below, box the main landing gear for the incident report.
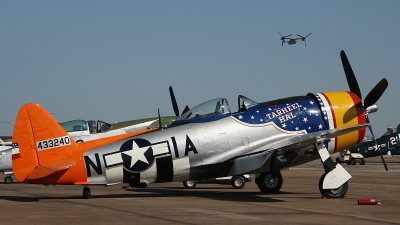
[83,186,91,199]
[256,141,351,198]
[256,171,283,193]
[316,140,351,198]
[318,173,348,198]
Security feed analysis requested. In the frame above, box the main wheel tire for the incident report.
[319,173,348,198]
[350,159,356,165]
[83,186,91,199]
[336,158,341,164]
[4,176,13,184]
[183,180,197,189]
[231,176,245,189]
[256,172,283,193]
[360,159,365,165]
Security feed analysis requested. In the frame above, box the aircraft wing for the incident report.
[212,123,370,176]
[264,123,370,153]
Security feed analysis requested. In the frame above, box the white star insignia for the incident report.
[295,127,299,131]
[282,123,287,128]
[310,101,314,105]
[238,115,243,119]
[318,124,323,129]
[122,141,150,168]
[251,116,254,119]
[303,117,308,122]
[303,107,307,111]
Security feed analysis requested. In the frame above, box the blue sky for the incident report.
[1,1,399,137]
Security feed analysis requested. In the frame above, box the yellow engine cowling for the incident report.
[315,91,366,153]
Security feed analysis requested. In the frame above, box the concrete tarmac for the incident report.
[0,155,399,225]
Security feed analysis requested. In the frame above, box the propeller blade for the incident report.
[306,32,312,38]
[158,108,162,130]
[181,105,190,116]
[363,78,388,109]
[366,116,388,171]
[169,86,180,117]
[277,31,283,37]
[340,50,362,99]
[297,34,304,38]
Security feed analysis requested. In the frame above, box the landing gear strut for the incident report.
[83,186,91,199]
[316,140,351,198]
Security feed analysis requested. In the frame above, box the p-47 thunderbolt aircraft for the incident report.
[12,51,388,199]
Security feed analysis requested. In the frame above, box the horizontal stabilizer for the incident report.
[27,158,77,180]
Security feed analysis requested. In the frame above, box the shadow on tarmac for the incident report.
[0,186,302,203]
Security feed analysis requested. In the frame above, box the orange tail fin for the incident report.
[12,103,77,182]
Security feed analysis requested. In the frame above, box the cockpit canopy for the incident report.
[173,98,231,124]
[171,95,259,125]
[60,119,111,134]
[238,95,258,112]
[381,128,397,137]
[60,120,88,132]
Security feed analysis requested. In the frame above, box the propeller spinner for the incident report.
[340,50,389,171]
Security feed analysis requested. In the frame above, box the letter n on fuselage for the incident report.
[84,153,102,177]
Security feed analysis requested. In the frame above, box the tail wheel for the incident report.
[183,180,197,189]
[231,175,245,189]
[360,159,365,165]
[83,186,91,199]
[319,173,348,198]
[256,171,283,193]
[4,176,13,184]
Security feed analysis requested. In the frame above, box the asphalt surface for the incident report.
[1,154,399,225]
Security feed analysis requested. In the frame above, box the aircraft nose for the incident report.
[315,91,366,152]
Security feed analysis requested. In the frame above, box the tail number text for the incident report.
[36,136,71,151]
